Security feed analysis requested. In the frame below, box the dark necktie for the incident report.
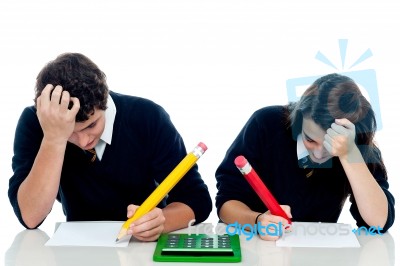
[87,148,97,162]
[299,156,314,178]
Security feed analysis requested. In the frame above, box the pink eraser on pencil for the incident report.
[234,155,248,168]
[197,142,208,152]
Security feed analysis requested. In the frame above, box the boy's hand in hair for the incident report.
[36,84,80,144]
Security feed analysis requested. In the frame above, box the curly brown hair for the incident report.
[34,53,108,122]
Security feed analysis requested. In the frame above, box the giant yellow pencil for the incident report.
[115,142,208,241]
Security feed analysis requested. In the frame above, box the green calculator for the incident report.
[153,233,241,262]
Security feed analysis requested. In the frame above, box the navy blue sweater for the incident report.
[9,91,212,228]
[215,106,395,232]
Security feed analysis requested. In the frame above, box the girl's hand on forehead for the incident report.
[323,118,356,158]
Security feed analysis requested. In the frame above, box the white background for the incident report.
[0,0,399,263]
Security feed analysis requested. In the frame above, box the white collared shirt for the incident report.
[297,133,309,161]
[94,94,116,161]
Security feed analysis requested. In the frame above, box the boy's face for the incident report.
[68,108,106,150]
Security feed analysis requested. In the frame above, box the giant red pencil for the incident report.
[234,155,292,224]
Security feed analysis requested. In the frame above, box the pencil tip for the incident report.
[115,238,119,242]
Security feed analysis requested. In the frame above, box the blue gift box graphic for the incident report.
[286,40,382,131]
[286,40,383,164]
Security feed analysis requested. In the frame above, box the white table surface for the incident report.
[3,223,395,266]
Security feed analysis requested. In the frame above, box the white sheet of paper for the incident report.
[276,222,360,248]
[45,222,131,247]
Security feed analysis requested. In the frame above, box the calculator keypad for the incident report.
[164,234,233,252]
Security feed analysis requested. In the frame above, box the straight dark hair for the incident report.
[287,73,387,179]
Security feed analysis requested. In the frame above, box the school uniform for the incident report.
[215,105,395,232]
[9,91,212,228]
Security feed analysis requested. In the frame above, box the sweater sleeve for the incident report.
[348,149,395,233]
[215,108,273,217]
[8,107,46,228]
[139,102,212,225]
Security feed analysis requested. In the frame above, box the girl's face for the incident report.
[301,117,333,164]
